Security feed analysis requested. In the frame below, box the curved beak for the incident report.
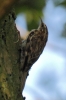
[40,18,44,27]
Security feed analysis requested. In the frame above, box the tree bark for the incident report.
[0,9,26,100]
[0,0,18,20]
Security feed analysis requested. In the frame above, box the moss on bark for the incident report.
[0,9,25,100]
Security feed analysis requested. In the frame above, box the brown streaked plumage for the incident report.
[21,19,48,71]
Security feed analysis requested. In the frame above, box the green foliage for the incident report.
[59,0,66,7]
[53,0,66,7]
[15,0,46,30]
[15,0,46,13]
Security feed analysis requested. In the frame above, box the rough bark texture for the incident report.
[0,9,26,100]
[0,0,18,20]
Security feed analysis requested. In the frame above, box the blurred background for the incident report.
[15,0,66,100]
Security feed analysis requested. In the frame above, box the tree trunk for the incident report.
[0,9,26,100]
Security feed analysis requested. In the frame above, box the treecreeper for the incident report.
[20,19,48,72]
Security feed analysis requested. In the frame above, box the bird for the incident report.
[21,19,48,72]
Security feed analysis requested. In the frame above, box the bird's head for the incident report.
[38,18,48,35]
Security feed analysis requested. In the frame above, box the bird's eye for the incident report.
[30,32,34,36]
[44,24,47,28]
